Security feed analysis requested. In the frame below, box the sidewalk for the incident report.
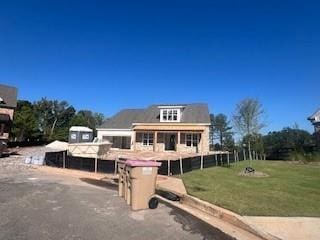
[243,217,320,240]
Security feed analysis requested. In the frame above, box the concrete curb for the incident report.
[181,194,281,240]
[156,194,263,240]
[106,173,279,239]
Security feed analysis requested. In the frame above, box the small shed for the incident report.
[69,126,93,143]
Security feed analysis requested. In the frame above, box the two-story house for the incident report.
[0,84,17,154]
[308,108,320,145]
[97,103,211,154]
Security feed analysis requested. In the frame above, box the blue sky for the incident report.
[1,1,319,133]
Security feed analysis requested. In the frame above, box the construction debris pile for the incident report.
[22,141,68,166]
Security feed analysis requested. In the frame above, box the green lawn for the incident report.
[182,160,320,216]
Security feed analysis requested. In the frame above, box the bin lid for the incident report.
[125,160,161,167]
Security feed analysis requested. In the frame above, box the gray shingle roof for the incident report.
[99,103,210,129]
[99,109,145,128]
[0,84,18,108]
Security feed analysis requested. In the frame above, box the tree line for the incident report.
[10,97,318,160]
[210,98,318,161]
[10,98,105,142]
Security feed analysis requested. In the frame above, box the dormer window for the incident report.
[159,106,184,122]
[163,110,167,121]
[173,110,178,121]
[162,109,178,121]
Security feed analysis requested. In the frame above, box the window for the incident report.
[107,136,131,149]
[82,133,90,140]
[185,133,200,147]
[168,110,172,120]
[193,134,199,147]
[173,110,178,121]
[142,132,153,146]
[186,134,192,146]
[160,109,180,122]
[0,124,4,136]
[102,136,113,142]
[163,110,167,121]
[70,133,77,140]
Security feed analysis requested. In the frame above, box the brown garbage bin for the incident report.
[125,160,161,210]
[117,160,126,197]
[125,167,131,205]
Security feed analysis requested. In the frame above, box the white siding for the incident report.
[97,129,133,138]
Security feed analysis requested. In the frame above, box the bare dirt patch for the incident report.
[238,171,269,177]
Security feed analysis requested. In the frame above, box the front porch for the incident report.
[106,148,199,161]
[133,129,208,154]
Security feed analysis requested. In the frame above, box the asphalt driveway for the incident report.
[0,155,233,240]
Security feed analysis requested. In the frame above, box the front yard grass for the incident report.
[181,160,320,216]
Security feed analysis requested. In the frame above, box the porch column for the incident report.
[154,131,158,152]
[201,131,204,154]
[133,132,137,151]
[177,131,181,152]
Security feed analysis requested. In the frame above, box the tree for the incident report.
[93,112,105,127]
[242,133,264,154]
[263,127,314,158]
[70,110,95,129]
[10,100,38,141]
[233,98,266,161]
[34,98,75,141]
[11,97,105,142]
[224,133,235,151]
[34,98,52,138]
[50,102,76,141]
[211,113,233,150]
[70,110,105,133]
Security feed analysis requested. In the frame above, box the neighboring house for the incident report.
[308,108,320,145]
[0,84,18,153]
[97,104,211,154]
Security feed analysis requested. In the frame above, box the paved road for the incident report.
[0,157,234,240]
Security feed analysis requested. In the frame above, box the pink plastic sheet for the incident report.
[125,159,161,167]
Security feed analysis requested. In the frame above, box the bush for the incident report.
[306,152,320,162]
[290,151,320,163]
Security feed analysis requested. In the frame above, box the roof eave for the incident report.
[96,128,132,131]
[132,122,211,126]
